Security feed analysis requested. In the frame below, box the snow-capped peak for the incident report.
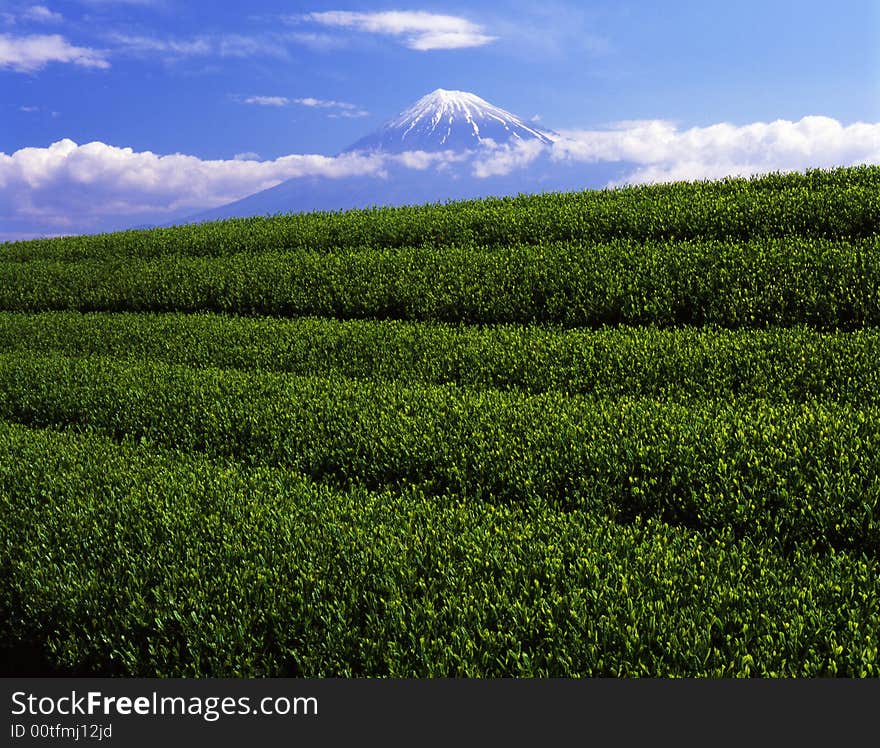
[343,88,555,154]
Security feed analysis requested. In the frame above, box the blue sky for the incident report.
[2,0,880,238]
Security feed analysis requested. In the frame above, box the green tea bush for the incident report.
[0,354,877,555]
[0,238,878,329]
[1,424,877,677]
[2,165,878,677]
[0,312,877,401]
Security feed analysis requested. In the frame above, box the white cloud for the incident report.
[0,139,483,238]
[392,150,468,170]
[293,97,369,117]
[0,33,109,71]
[552,116,880,184]
[287,31,346,51]
[108,32,288,61]
[23,6,64,23]
[464,116,880,182]
[4,116,879,240]
[473,139,546,177]
[405,30,495,51]
[109,33,212,56]
[0,139,388,232]
[241,95,369,117]
[19,105,40,112]
[217,34,287,59]
[294,97,354,109]
[328,110,370,119]
[243,95,289,107]
[301,10,496,50]
[2,5,64,25]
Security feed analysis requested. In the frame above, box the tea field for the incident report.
[1,166,879,676]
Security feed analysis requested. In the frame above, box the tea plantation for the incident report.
[1,166,879,676]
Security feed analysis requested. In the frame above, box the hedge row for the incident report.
[1,423,877,677]
[1,238,879,329]
[0,354,878,554]
[1,312,878,402]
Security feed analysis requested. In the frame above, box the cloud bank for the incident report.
[552,116,880,185]
[0,139,386,236]
[2,116,879,240]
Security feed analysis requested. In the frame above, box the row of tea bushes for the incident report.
[1,238,878,329]
[0,312,877,402]
[0,353,877,554]
[1,422,877,677]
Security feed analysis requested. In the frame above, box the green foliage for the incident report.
[1,237,878,329]
[0,312,878,402]
[0,353,877,555]
[1,423,877,677]
[1,165,879,677]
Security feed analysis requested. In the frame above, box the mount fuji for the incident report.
[187,90,626,223]
[344,89,555,153]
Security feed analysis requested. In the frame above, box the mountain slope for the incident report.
[187,158,627,224]
[183,89,624,225]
